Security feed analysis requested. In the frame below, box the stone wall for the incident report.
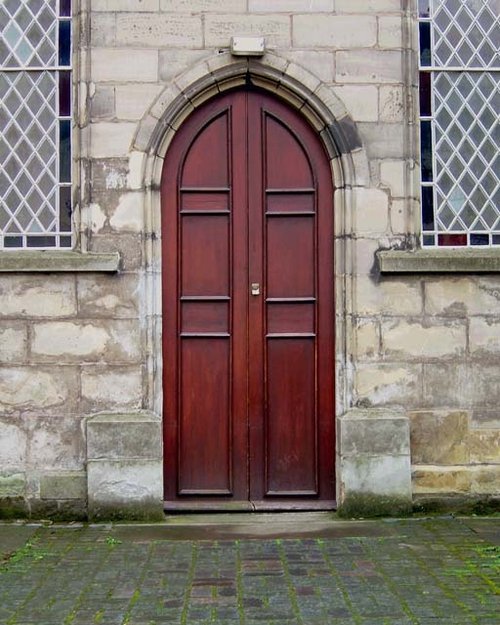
[0,271,146,517]
[0,0,498,518]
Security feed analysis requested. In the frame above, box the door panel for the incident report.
[179,338,231,494]
[162,89,335,509]
[266,338,317,495]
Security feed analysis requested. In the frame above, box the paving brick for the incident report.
[0,519,497,625]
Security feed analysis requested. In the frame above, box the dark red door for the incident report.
[162,89,335,510]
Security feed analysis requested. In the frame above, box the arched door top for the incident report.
[133,52,368,190]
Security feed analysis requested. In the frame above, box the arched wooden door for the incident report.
[162,89,335,510]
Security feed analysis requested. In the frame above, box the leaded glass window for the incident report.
[418,0,500,247]
[0,0,72,249]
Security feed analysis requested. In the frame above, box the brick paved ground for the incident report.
[0,515,498,625]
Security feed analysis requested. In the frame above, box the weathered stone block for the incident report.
[0,473,25,497]
[471,409,500,430]
[94,0,160,10]
[341,455,412,498]
[92,48,158,83]
[27,416,86,471]
[354,187,389,235]
[336,50,402,84]
[469,364,500,409]
[469,318,500,356]
[90,234,143,271]
[390,199,407,234]
[90,123,136,158]
[422,363,470,409]
[204,14,291,48]
[77,274,140,319]
[115,84,162,120]
[333,86,378,122]
[470,466,500,494]
[90,86,115,120]
[425,277,500,316]
[80,202,107,233]
[351,238,380,275]
[358,122,404,159]
[355,277,423,316]
[91,13,116,47]
[380,160,406,197]
[382,319,466,360]
[109,192,144,232]
[86,412,163,519]
[0,419,26,467]
[162,0,245,10]
[116,14,202,47]
[412,466,471,494]
[40,472,87,500]
[378,15,403,48]
[0,324,27,363]
[294,14,376,48]
[379,86,404,122]
[87,412,161,460]
[355,318,379,360]
[409,411,470,465]
[339,408,410,456]
[355,363,421,406]
[250,0,333,10]
[0,276,76,318]
[158,49,208,82]
[468,430,500,464]
[87,459,163,521]
[0,368,78,415]
[31,320,142,363]
[81,368,143,410]
[287,51,334,83]
[336,0,401,11]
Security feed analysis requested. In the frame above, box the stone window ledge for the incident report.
[0,251,120,273]
[377,249,500,274]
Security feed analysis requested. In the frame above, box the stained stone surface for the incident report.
[0,515,498,625]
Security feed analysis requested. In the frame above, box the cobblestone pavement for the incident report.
[0,515,498,625]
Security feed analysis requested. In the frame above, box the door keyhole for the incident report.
[251,282,260,296]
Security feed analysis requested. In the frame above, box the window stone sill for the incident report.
[377,249,500,274]
[0,251,120,273]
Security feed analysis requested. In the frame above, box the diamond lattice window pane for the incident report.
[432,0,500,68]
[433,71,500,234]
[0,0,57,68]
[0,71,58,236]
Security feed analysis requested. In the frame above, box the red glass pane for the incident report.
[438,234,467,246]
[59,71,71,116]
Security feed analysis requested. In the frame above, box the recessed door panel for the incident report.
[179,338,231,494]
[162,89,335,509]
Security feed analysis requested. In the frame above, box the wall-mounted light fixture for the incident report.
[230,36,266,57]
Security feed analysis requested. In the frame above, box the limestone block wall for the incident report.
[0,271,146,517]
[353,272,500,504]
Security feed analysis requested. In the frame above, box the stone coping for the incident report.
[377,248,500,274]
[0,251,120,273]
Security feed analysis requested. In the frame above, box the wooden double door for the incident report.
[162,89,335,510]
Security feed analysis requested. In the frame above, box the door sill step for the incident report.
[163,500,337,512]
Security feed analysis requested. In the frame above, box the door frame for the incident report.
[134,53,370,506]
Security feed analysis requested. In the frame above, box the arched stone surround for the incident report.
[130,51,370,422]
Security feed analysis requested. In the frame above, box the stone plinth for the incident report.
[86,411,164,521]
